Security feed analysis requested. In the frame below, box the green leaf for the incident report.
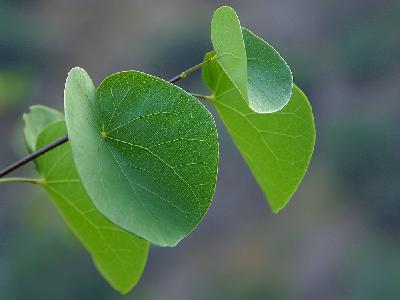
[28,118,149,294]
[243,28,293,113]
[64,68,219,247]
[23,105,64,152]
[203,51,315,212]
[211,6,293,113]
[211,6,248,101]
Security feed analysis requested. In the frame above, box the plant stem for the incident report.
[0,59,214,179]
[0,177,44,185]
[0,134,68,178]
[168,54,216,83]
[167,74,183,84]
[190,93,213,101]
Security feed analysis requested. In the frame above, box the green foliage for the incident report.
[211,6,248,101]
[243,28,293,113]
[203,50,315,211]
[1,5,315,294]
[64,68,219,247]
[23,105,63,152]
[25,113,149,293]
[210,6,292,113]
[23,110,149,294]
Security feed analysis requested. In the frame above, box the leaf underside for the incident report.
[23,105,64,152]
[210,6,293,113]
[64,68,219,247]
[203,49,315,212]
[242,28,293,113]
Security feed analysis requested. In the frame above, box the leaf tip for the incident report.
[214,5,236,13]
[68,66,87,73]
[271,204,285,214]
[66,66,92,83]
[212,5,240,24]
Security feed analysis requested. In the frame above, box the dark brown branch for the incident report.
[168,74,182,84]
[0,134,68,178]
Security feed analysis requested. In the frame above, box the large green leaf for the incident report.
[64,68,219,247]
[211,6,248,102]
[210,6,292,113]
[26,117,149,294]
[203,52,315,212]
[23,105,64,152]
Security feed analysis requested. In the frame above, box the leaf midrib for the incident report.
[104,135,200,215]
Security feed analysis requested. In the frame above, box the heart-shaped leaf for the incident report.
[64,68,219,247]
[203,51,315,212]
[24,110,149,294]
[211,6,293,113]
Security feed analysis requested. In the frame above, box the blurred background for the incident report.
[1,0,399,299]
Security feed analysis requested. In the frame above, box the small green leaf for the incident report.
[27,118,149,294]
[243,28,293,113]
[23,105,64,152]
[64,68,219,247]
[203,52,315,212]
[211,6,293,113]
[211,6,248,101]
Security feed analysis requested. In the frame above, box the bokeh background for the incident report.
[1,0,400,299]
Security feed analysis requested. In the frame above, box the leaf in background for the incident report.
[211,6,248,101]
[210,6,293,113]
[25,116,149,294]
[203,51,315,212]
[0,70,35,111]
[23,105,63,152]
[243,28,293,113]
[64,68,219,247]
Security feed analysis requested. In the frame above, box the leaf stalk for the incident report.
[0,177,45,185]
[168,55,216,83]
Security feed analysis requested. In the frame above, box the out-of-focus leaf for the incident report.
[0,70,35,110]
[23,105,63,152]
